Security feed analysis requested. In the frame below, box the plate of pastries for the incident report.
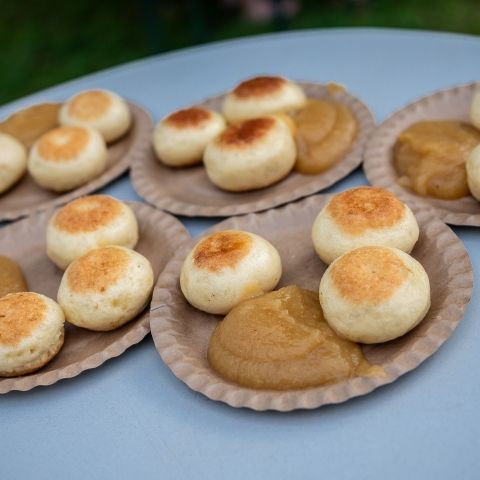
[131,75,375,216]
[0,76,476,411]
[0,89,153,221]
[151,186,472,411]
[0,194,188,393]
[364,82,480,225]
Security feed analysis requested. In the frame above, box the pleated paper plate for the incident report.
[0,202,189,393]
[150,194,472,411]
[131,82,375,217]
[0,102,153,222]
[364,82,480,226]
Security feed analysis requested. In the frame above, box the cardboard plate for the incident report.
[364,82,480,226]
[0,202,189,393]
[150,194,472,411]
[0,102,153,222]
[131,82,375,217]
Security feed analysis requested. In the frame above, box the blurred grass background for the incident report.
[1,0,479,105]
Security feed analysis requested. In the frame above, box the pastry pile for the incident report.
[0,90,132,195]
[0,195,153,377]
[152,75,357,192]
[179,186,431,390]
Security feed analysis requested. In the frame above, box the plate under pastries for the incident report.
[0,101,153,222]
[131,82,375,217]
[150,194,472,411]
[0,202,189,394]
[364,82,480,226]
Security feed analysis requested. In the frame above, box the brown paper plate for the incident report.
[131,82,375,217]
[150,194,472,411]
[0,202,189,393]
[364,82,480,226]
[0,102,153,222]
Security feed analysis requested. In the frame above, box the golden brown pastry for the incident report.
[320,246,431,344]
[222,76,306,123]
[312,187,419,264]
[466,145,480,201]
[47,195,139,270]
[28,126,107,192]
[57,246,154,331]
[59,90,131,143]
[153,107,225,167]
[0,292,65,377]
[470,91,480,130]
[180,230,282,315]
[204,116,296,191]
[0,133,27,194]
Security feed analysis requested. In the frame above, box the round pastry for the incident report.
[180,230,282,315]
[470,90,480,130]
[28,126,107,192]
[59,89,131,143]
[0,292,65,377]
[57,246,154,331]
[312,187,419,264]
[222,76,306,123]
[319,246,431,344]
[153,107,226,167]
[204,116,296,191]
[47,195,139,270]
[466,145,480,201]
[0,132,27,194]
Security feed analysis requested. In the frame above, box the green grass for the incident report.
[1,0,479,106]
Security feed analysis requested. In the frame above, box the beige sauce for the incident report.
[394,121,480,200]
[0,103,60,149]
[293,99,357,174]
[0,256,27,298]
[208,286,380,390]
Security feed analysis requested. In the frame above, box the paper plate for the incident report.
[150,194,472,411]
[131,83,375,217]
[364,82,480,226]
[0,102,153,222]
[0,202,189,393]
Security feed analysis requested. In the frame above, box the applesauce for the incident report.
[0,256,27,298]
[293,99,357,174]
[394,121,480,200]
[208,286,379,390]
[0,103,60,149]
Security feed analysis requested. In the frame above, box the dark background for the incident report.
[2,0,479,105]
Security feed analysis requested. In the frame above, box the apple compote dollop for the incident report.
[208,285,379,390]
[0,256,27,298]
[293,99,357,175]
[394,121,480,200]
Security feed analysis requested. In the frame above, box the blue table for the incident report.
[2,28,480,480]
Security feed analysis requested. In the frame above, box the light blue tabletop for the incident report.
[2,28,480,480]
